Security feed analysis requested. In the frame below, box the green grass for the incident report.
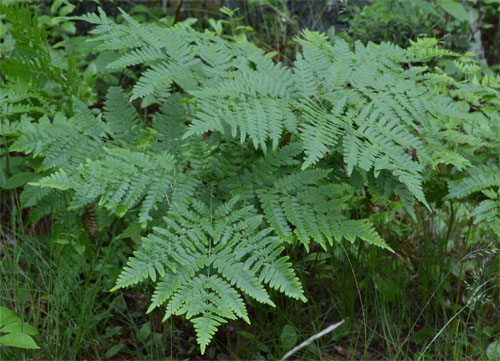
[0,206,166,359]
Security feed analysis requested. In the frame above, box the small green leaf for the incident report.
[109,285,121,292]
[117,224,142,240]
[3,172,40,190]
[137,322,151,342]
[105,344,124,358]
[73,244,86,255]
[0,333,39,349]
[0,307,21,327]
[61,21,76,34]
[208,18,223,35]
[487,340,500,361]
[437,0,469,22]
[280,324,298,350]
[0,322,38,336]
[414,328,433,345]
[219,6,235,17]
[59,4,76,16]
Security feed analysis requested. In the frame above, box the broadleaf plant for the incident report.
[2,6,499,353]
[0,307,39,350]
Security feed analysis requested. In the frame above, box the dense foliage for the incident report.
[1,2,499,359]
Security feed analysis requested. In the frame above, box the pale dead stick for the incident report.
[280,320,345,361]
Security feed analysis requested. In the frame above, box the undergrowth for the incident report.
[0,2,499,360]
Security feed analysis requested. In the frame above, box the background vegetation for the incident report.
[1,0,499,360]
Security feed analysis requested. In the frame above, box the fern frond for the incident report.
[299,98,341,168]
[112,197,305,353]
[107,46,165,70]
[72,97,106,139]
[104,87,144,145]
[255,173,391,251]
[9,113,103,171]
[32,168,72,190]
[446,165,500,235]
[293,53,317,98]
[186,97,296,152]
[33,146,176,226]
[191,311,223,354]
[447,165,500,199]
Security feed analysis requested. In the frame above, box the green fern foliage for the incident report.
[112,196,305,354]
[35,147,176,226]
[10,110,104,171]
[104,87,144,146]
[291,33,446,207]
[3,5,499,354]
[70,9,488,210]
[0,3,92,118]
[6,108,104,223]
[220,144,392,251]
[447,165,500,236]
[7,88,176,228]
